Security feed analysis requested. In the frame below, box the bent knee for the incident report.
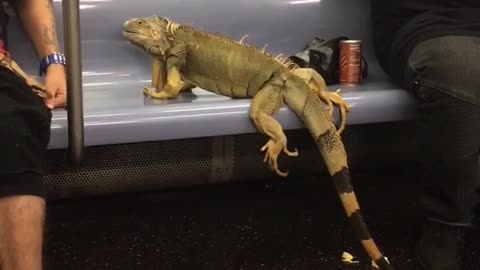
[416,86,480,159]
[408,36,480,105]
[411,37,478,80]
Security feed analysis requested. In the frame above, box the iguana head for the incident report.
[122,16,174,57]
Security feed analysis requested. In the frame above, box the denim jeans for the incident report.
[402,36,480,226]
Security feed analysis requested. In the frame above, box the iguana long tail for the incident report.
[250,73,393,268]
[282,81,394,270]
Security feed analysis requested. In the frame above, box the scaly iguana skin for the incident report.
[122,16,394,270]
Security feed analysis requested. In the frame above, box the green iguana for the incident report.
[122,16,394,270]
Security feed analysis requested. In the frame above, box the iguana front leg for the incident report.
[144,44,188,99]
[292,68,351,134]
[250,84,298,177]
[151,57,194,95]
[151,57,166,90]
[143,63,183,99]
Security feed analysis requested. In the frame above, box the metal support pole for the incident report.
[62,0,84,166]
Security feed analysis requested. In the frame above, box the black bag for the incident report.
[289,36,368,85]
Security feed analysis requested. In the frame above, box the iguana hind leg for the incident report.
[292,68,351,134]
[250,84,298,177]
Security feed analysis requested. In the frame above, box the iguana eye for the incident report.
[137,20,145,26]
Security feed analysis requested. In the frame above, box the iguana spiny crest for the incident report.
[122,16,298,70]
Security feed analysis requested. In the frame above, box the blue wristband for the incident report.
[39,52,66,76]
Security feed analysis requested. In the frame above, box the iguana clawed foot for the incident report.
[143,86,173,99]
[317,88,351,135]
[143,87,158,98]
[261,138,298,177]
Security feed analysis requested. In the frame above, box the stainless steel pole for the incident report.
[62,0,84,166]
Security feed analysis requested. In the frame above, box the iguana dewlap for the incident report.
[122,16,395,270]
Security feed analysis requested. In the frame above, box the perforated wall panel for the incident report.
[42,138,214,199]
[42,121,416,200]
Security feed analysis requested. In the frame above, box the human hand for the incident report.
[44,64,67,109]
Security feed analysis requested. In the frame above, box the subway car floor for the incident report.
[43,165,480,270]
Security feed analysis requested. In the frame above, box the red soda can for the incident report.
[339,40,363,85]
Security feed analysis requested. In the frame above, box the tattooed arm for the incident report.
[11,0,67,108]
[12,0,60,59]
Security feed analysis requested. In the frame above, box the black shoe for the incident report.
[414,219,467,270]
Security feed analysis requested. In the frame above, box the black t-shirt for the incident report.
[371,0,480,85]
[0,1,10,48]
